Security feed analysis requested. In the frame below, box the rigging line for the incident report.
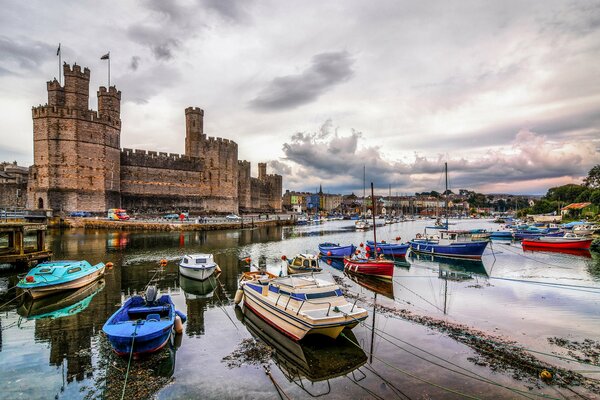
[344,373,387,400]
[263,366,291,400]
[393,279,445,313]
[363,364,413,400]
[0,292,25,310]
[499,245,573,269]
[213,280,240,333]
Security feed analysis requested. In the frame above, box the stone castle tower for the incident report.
[28,63,121,211]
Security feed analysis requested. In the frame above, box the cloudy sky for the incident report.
[1,0,599,195]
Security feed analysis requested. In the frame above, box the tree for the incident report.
[545,184,586,203]
[584,164,600,189]
[590,189,600,207]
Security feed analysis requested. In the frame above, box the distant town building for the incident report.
[0,162,29,208]
[26,62,281,214]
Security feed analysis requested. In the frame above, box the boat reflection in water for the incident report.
[522,245,592,258]
[236,305,367,396]
[409,253,488,280]
[18,279,105,319]
[179,274,219,337]
[346,273,394,299]
[179,274,219,300]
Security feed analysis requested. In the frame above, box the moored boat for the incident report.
[179,254,220,281]
[408,231,489,260]
[521,235,593,250]
[318,242,356,258]
[286,253,322,274]
[343,255,395,280]
[236,271,368,341]
[365,240,409,257]
[513,230,564,240]
[490,231,513,239]
[103,286,187,357]
[17,260,106,299]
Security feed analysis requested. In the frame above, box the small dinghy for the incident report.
[17,260,106,299]
[179,253,220,281]
[365,240,409,257]
[285,253,321,274]
[318,242,356,258]
[103,286,187,357]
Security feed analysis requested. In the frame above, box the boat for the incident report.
[296,215,308,225]
[17,260,106,299]
[286,253,322,274]
[490,231,513,239]
[365,240,409,257]
[318,242,356,258]
[355,219,371,230]
[345,183,396,280]
[426,218,449,230]
[408,164,489,260]
[236,270,368,340]
[237,304,367,391]
[521,234,593,250]
[572,224,599,236]
[18,279,104,320]
[179,253,220,281]
[513,230,564,240]
[179,274,218,300]
[103,286,187,357]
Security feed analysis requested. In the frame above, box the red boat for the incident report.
[344,256,395,280]
[521,235,593,250]
[522,246,591,258]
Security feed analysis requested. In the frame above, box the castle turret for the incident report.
[63,63,90,110]
[98,86,121,121]
[47,79,65,106]
[258,163,267,180]
[185,107,204,158]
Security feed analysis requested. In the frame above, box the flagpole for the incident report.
[57,43,61,85]
[108,51,110,87]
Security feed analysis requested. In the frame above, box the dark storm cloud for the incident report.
[127,25,181,61]
[268,160,291,176]
[0,36,54,73]
[200,0,252,23]
[249,51,355,111]
[278,121,597,193]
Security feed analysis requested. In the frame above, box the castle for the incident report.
[27,63,282,214]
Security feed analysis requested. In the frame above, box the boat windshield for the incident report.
[275,272,336,288]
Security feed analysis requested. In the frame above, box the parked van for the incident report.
[107,208,130,221]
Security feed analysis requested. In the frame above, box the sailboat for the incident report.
[345,183,395,280]
[355,166,371,230]
[408,163,489,260]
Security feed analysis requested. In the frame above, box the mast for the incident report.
[445,162,449,228]
[363,165,366,218]
[371,182,378,258]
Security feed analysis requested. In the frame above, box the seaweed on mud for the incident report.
[548,337,600,365]
[222,338,273,369]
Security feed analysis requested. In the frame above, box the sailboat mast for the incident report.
[363,165,366,217]
[445,162,449,228]
[371,182,377,258]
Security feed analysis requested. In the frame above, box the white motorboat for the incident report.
[236,271,368,340]
[179,254,219,281]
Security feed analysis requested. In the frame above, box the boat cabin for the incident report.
[440,230,479,242]
[180,254,215,268]
[290,254,319,269]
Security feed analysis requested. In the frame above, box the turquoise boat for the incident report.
[17,260,106,299]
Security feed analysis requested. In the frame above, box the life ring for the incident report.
[416,233,422,239]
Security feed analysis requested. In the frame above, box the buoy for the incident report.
[355,250,360,255]
[395,236,401,241]
[215,264,222,273]
[376,247,382,253]
[359,242,364,247]
[327,251,332,256]
[105,262,114,269]
[281,255,287,261]
[327,259,332,265]
[26,275,34,283]
[159,259,168,267]
[540,370,552,380]
[245,257,251,264]
[174,315,184,334]
[173,332,183,349]
[234,289,244,305]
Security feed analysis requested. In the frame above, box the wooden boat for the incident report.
[521,234,593,250]
[365,240,409,257]
[286,253,321,274]
[179,253,219,281]
[318,242,356,258]
[17,260,106,299]
[409,231,489,260]
[18,279,104,319]
[343,256,395,280]
[238,304,367,388]
[236,271,368,340]
[103,286,187,357]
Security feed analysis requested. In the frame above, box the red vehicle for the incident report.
[107,208,130,221]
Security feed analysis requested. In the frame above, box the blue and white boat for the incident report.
[17,260,106,299]
[365,241,409,257]
[318,242,356,258]
[179,254,219,281]
[513,230,564,240]
[103,287,187,357]
[490,231,513,239]
[409,231,489,260]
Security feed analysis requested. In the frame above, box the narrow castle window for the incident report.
[37,198,44,209]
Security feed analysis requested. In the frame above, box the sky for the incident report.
[1,0,599,195]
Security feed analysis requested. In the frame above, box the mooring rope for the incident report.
[120,322,140,400]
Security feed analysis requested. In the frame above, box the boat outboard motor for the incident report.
[145,285,158,305]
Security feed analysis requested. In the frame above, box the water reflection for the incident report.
[179,274,222,337]
[346,273,394,299]
[237,305,367,396]
[409,252,489,278]
[522,246,592,258]
[18,279,105,319]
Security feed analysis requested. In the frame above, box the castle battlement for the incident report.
[98,86,122,99]
[121,148,203,171]
[206,136,238,149]
[47,79,63,91]
[31,105,121,128]
[185,106,204,115]
[63,63,90,78]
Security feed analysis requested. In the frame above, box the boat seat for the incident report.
[128,306,168,317]
[146,313,161,322]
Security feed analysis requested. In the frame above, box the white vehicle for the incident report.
[225,214,242,221]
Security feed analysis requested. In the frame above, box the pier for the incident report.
[0,222,52,266]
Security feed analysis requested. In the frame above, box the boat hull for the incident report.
[408,240,488,260]
[521,238,592,250]
[343,258,395,280]
[318,243,356,258]
[25,265,105,299]
[365,241,408,257]
[179,264,217,281]
[108,327,172,357]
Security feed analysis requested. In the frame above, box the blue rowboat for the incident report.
[17,260,106,299]
[103,288,187,357]
[490,231,513,239]
[513,230,564,240]
[365,241,409,257]
[318,243,356,258]
[408,231,488,260]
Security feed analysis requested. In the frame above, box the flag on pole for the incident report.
[101,52,110,60]
[56,43,61,56]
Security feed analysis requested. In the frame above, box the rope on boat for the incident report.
[120,322,140,400]
[0,291,25,310]
[214,277,240,333]
[263,366,291,400]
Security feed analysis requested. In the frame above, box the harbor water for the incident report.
[1,219,599,399]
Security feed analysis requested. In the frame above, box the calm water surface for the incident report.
[1,220,599,399]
